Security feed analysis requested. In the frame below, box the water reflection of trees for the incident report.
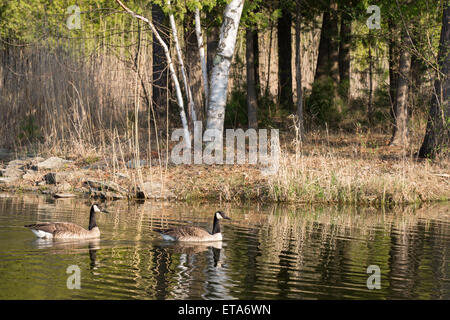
[234,204,450,299]
[2,194,449,299]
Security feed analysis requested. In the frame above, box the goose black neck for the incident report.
[88,207,97,230]
[212,215,221,235]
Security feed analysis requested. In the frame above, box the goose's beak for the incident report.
[224,215,231,220]
[102,209,110,214]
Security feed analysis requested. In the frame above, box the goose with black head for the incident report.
[155,211,231,242]
[24,204,108,240]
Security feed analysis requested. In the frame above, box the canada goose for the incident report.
[24,204,108,240]
[155,211,231,242]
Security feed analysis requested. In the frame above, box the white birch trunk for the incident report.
[195,7,209,113]
[116,0,191,149]
[167,0,197,124]
[205,0,245,134]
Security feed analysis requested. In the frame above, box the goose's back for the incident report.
[160,226,222,242]
[25,222,99,239]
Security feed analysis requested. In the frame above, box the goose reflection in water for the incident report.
[158,241,223,267]
[150,241,226,299]
[31,238,100,269]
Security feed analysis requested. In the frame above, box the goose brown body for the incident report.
[25,222,100,239]
[24,204,106,240]
[156,211,231,242]
[158,226,223,242]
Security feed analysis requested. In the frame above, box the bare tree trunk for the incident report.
[205,0,245,134]
[277,6,293,109]
[167,0,196,125]
[265,23,273,98]
[116,0,191,148]
[315,10,330,82]
[389,17,399,126]
[390,29,411,147]
[314,0,339,84]
[195,8,209,113]
[295,0,304,140]
[207,25,220,78]
[152,4,168,118]
[246,28,258,129]
[368,30,374,124]
[419,2,449,158]
[134,20,151,112]
[186,10,204,121]
[253,29,260,98]
[339,0,351,101]
[328,0,339,85]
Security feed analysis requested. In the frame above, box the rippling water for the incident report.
[0,194,448,299]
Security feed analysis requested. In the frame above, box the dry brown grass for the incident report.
[268,149,449,204]
[164,139,449,204]
[0,26,157,157]
[2,128,448,205]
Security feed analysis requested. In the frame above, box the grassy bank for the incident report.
[1,132,448,206]
[169,143,449,205]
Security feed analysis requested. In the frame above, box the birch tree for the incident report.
[205,0,245,134]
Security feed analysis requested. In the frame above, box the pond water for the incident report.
[0,194,449,300]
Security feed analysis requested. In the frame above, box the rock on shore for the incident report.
[0,156,175,201]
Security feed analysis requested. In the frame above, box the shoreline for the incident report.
[1,150,449,206]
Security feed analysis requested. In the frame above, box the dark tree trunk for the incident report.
[315,10,331,82]
[265,24,274,98]
[328,0,339,84]
[390,29,411,147]
[185,10,204,120]
[339,1,351,101]
[134,20,151,113]
[152,4,169,118]
[388,18,399,123]
[207,25,220,79]
[295,0,304,140]
[419,3,449,158]
[253,30,260,98]
[277,7,293,109]
[368,31,374,124]
[246,28,258,129]
[314,0,339,84]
